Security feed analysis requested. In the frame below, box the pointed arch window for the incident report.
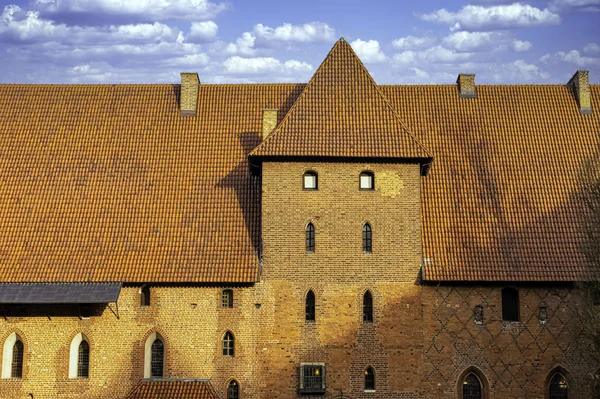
[11,340,23,378]
[77,340,90,378]
[462,373,482,399]
[222,289,234,308]
[303,171,318,190]
[141,285,150,307]
[365,367,375,391]
[502,287,519,321]
[151,339,164,377]
[306,290,316,322]
[227,380,239,399]
[306,223,315,253]
[549,372,568,399]
[363,223,372,253]
[223,331,235,357]
[363,291,373,323]
[2,333,24,379]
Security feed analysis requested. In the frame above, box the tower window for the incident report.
[227,380,239,399]
[11,340,23,379]
[363,223,372,253]
[151,338,164,378]
[549,372,568,399]
[306,290,316,322]
[306,223,315,253]
[303,171,318,190]
[223,331,235,357]
[141,285,151,307]
[501,287,519,321]
[359,171,374,190]
[222,289,233,308]
[363,291,373,323]
[77,340,90,378]
[365,367,375,391]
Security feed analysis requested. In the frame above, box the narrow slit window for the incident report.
[150,339,164,378]
[365,367,375,391]
[227,380,239,399]
[77,340,90,378]
[306,223,315,253]
[141,285,150,307]
[360,171,374,190]
[363,224,372,253]
[11,340,23,378]
[306,290,316,322]
[363,291,373,323]
[303,171,318,190]
[222,289,233,308]
[501,287,519,321]
[223,331,235,357]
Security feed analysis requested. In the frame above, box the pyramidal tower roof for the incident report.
[250,38,432,167]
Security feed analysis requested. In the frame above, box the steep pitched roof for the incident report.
[126,379,218,399]
[249,39,431,164]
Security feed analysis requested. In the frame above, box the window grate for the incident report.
[306,290,316,322]
[549,373,568,399]
[151,339,164,378]
[363,224,372,253]
[306,223,315,253]
[463,374,481,399]
[77,340,89,378]
[11,340,23,378]
[223,331,234,356]
[301,365,324,393]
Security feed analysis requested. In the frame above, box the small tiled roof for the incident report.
[125,379,218,399]
[249,39,432,164]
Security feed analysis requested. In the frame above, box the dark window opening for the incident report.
[303,171,318,190]
[363,224,372,253]
[222,289,233,308]
[300,364,325,394]
[141,285,151,307]
[360,171,374,190]
[11,340,23,378]
[306,223,315,253]
[363,291,373,323]
[150,339,164,378]
[549,373,568,399]
[227,380,239,399]
[462,373,482,399]
[77,340,90,378]
[306,290,316,322]
[223,331,235,357]
[502,287,520,322]
[365,367,375,390]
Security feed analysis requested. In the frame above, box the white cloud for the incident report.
[549,0,600,13]
[223,56,312,75]
[541,49,599,66]
[584,43,600,54]
[505,59,550,80]
[350,39,387,64]
[32,0,231,22]
[391,35,436,50]
[253,22,335,43]
[162,53,210,67]
[392,51,416,65]
[223,32,256,56]
[410,67,430,80]
[188,21,218,42]
[392,45,473,66]
[0,5,68,42]
[420,4,561,31]
[443,31,508,52]
[512,39,532,52]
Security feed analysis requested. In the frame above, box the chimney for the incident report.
[568,70,592,114]
[457,74,476,98]
[262,108,278,140]
[180,72,199,117]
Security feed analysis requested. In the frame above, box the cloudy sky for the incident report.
[0,0,598,84]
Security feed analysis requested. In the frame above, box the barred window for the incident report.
[363,223,372,253]
[223,331,234,357]
[306,223,315,253]
[227,380,239,399]
[359,171,374,190]
[549,373,568,399]
[365,367,375,391]
[303,171,318,190]
[151,339,164,378]
[306,290,316,322]
[222,289,233,308]
[462,373,481,399]
[363,291,373,323]
[11,340,23,378]
[502,287,519,321]
[77,340,89,378]
[299,363,325,394]
[141,285,150,307]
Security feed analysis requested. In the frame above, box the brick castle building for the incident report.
[0,38,598,399]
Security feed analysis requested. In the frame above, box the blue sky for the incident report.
[0,0,598,84]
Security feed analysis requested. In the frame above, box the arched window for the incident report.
[227,380,239,399]
[306,290,316,322]
[144,332,164,379]
[222,289,233,308]
[548,372,568,399]
[77,340,90,378]
[363,223,372,253]
[462,373,482,399]
[502,287,519,321]
[303,171,318,190]
[2,333,24,379]
[359,171,374,190]
[141,285,150,307]
[223,331,235,357]
[365,367,375,391]
[68,333,90,379]
[363,291,373,323]
[306,223,315,253]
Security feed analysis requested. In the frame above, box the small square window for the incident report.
[303,172,318,190]
[359,172,374,190]
[299,363,326,394]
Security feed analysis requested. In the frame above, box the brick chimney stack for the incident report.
[262,108,278,140]
[568,70,592,114]
[457,74,476,98]
[180,72,199,117]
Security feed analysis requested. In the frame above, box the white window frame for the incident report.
[68,333,89,379]
[144,332,164,378]
[1,332,22,379]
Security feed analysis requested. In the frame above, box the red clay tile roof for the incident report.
[125,379,218,399]
[249,39,432,163]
